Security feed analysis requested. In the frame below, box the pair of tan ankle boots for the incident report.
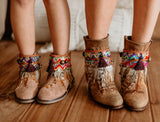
[84,35,151,111]
[15,54,74,104]
[15,35,151,111]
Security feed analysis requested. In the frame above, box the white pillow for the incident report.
[67,0,133,9]
[117,0,133,9]
[34,0,50,42]
[0,0,8,40]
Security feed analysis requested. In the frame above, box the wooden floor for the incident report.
[0,40,160,122]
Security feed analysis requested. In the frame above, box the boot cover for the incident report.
[120,36,152,111]
[37,54,74,104]
[84,35,123,109]
[15,53,41,103]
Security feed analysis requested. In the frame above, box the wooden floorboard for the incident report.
[0,41,18,67]
[147,40,160,122]
[0,41,30,122]
[0,40,160,122]
[0,41,42,122]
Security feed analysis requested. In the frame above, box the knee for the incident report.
[15,0,34,7]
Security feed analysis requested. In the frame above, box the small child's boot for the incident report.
[37,54,74,104]
[15,53,41,103]
[120,36,152,111]
[83,35,123,109]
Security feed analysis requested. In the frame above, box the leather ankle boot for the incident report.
[120,36,152,111]
[15,53,41,103]
[83,35,123,109]
[37,53,74,104]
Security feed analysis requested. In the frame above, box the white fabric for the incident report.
[117,0,133,9]
[35,1,50,42]
[68,0,133,9]
[0,0,8,40]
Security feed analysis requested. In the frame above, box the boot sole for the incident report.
[109,104,124,110]
[91,97,124,110]
[36,80,74,105]
[36,92,67,104]
[125,102,148,112]
[89,91,124,110]
[15,94,35,104]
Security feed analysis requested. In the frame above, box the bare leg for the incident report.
[37,0,73,105]
[11,0,40,104]
[132,0,160,43]
[85,0,117,40]
[43,0,70,55]
[10,0,35,55]
[120,0,160,111]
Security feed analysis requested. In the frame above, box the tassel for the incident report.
[120,52,123,57]
[26,59,37,72]
[98,54,108,68]
[82,52,85,57]
[47,60,54,74]
[134,57,145,70]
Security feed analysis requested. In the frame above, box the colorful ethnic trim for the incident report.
[47,55,72,74]
[83,49,112,68]
[120,50,150,70]
[17,55,41,72]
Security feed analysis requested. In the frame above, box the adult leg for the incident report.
[84,0,123,109]
[43,0,70,55]
[120,0,160,111]
[132,0,160,43]
[10,0,35,55]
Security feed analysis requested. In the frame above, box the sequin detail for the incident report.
[47,55,72,74]
[17,55,41,72]
[121,50,149,69]
[84,50,112,68]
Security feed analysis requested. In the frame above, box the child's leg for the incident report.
[132,0,160,43]
[37,0,74,104]
[85,0,117,39]
[120,0,160,111]
[83,0,123,109]
[10,0,36,55]
[43,0,70,55]
[11,0,41,103]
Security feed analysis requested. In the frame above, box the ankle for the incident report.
[53,50,69,55]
